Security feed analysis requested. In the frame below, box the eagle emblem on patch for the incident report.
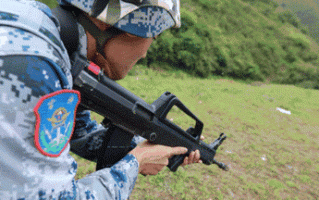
[34,90,80,157]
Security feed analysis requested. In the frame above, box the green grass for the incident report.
[73,65,319,199]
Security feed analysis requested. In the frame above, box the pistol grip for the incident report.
[168,154,187,172]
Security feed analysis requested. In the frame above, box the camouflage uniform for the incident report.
[0,0,143,199]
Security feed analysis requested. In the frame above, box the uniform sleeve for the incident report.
[76,154,139,200]
[0,54,76,198]
[0,53,139,199]
[131,135,147,147]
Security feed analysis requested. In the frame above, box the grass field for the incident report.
[73,65,319,199]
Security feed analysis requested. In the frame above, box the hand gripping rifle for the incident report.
[72,55,228,172]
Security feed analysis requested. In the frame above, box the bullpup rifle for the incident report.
[72,54,229,172]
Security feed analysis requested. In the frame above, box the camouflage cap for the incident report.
[58,0,180,38]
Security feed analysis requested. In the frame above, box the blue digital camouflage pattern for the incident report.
[59,0,181,38]
[0,0,140,199]
[113,6,175,38]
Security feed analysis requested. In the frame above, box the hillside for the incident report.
[141,0,319,89]
[272,0,319,44]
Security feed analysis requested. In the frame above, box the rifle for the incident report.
[72,54,229,172]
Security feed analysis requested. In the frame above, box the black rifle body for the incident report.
[73,61,228,171]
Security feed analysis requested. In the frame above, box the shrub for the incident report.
[277,10,301,28]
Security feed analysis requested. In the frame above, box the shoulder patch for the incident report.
[34,90,80,157]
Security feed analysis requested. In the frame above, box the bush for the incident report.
[277,10,301,28]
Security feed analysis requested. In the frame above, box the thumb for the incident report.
[169,147,188,156]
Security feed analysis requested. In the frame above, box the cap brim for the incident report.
[113,6,175,38]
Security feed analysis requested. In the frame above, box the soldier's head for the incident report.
[58,0,181,80]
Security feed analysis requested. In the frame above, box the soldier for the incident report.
[0,0,202,199]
